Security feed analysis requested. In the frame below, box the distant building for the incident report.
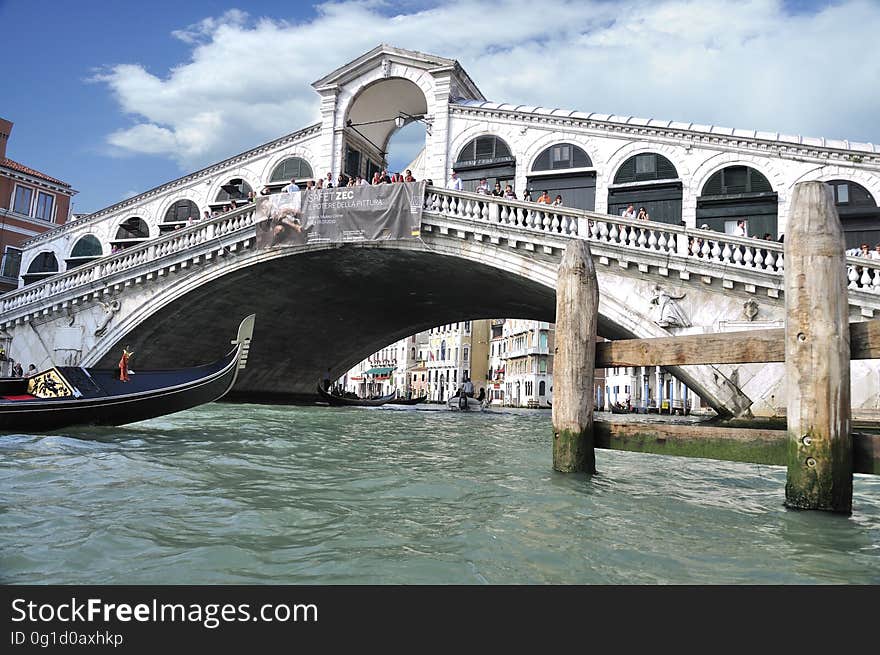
[487,319,506,405]
[501,319,554,408]
[0,118,77,291]
[424,320,490,402]
[602,365,702,414]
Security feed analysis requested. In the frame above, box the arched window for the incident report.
[456,136,513,167]
[70,235,102,258]
[613,154,678,184]
[454,135,516,193]
[608,153,682,224]
[826,180,880,249]
[215,178,253,202]
[163,199,200,224]
[115,217,150,240]
[27,252,58,274]
[67,235,103,269]
[702,166,772,196]
[827,180,875,207]
[270,157,313,183]
[22,251,58,285]
[532,143,592,171]
[529,143,597,209]
[697,166,777,237]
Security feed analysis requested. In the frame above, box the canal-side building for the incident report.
[602,365,702,413]
[487,319,506,405]
[424,320,490,402]
[501,319,554,408]
[0,118,77,292]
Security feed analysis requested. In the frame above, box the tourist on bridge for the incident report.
[552,195,564,207]
[404,169,416,182]
[504,184,516,200]
[522,189,533,202]
[732,219,748,238]
[448,170,463,191]
[871,244,880,260]
[637,207,650,221]
[621,204,635,219]
[26,364,37,378]
[282,178,300,193]
[476,178,490,195]
[11,361,23,378]
[491,182,503,197]
[537,190,552,204]
[325,172,334,187]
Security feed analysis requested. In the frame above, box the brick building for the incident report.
[0,118,77,291]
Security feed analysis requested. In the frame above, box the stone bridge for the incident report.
[3,186,880,418]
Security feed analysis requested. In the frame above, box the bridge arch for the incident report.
[601,142,689,219]
[85,236,751,417]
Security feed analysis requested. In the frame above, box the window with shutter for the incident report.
[532,143,592,171]
[827,180,876,207]
[614,154,678,184]
[164,200,200,223]
[269,157,313,182]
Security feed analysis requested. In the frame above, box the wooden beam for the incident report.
[595,318,880,367]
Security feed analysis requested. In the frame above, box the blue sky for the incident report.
[1,0,877,215]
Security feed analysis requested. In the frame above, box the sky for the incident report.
[1,0,878,215]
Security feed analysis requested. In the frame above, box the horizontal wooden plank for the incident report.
[593,421,880,475]
[595,319,880,367]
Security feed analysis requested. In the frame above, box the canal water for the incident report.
[1,403,878,584]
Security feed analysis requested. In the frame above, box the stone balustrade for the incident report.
[3,187,879,327]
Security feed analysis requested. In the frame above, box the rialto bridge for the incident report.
[3,45,880,417]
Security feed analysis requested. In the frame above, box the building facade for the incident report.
[0,118,77,292]
[500,319,554,408]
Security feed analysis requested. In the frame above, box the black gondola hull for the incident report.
[0,314,254,433]
[316,384,396,407]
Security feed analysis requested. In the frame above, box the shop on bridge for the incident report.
[827,179,880,249]
[607,153,682,224]
[453,135,515,192]
[526,143,596,211]
[696,165,778,238]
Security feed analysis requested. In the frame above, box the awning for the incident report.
[364,367,395,376]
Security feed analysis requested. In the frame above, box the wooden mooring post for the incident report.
[784,181,852,513]
[552,239,599,473]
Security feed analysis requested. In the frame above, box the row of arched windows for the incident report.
[453,135,878,244]
[19,145,880,284]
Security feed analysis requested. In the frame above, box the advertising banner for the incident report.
[255,181,425,248]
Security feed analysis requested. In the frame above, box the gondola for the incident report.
[387,394,427,405]
[316,384,396,407]
[0,314,255,433]
[610,404,630,414]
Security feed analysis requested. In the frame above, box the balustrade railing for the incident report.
[1,205,257,315]
[423,186,880,296]
[3,186,880,320]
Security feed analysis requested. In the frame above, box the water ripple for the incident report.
[1,403,879,584]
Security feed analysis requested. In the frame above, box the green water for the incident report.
[1,403,878,584]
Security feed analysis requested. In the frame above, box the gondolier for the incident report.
[118,347,133,382]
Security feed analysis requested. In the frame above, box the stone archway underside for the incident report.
[97,246,677,404]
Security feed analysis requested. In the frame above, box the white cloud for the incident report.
[95,0,880,171]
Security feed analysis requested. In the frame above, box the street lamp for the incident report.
[394,112,432,135]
